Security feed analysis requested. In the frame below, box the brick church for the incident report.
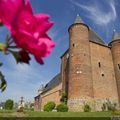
[34,15,120,112]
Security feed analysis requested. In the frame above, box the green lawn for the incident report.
[0,110,120,117]
[25,111,113,117]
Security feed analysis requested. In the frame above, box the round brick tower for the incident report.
[67,15,93,111]
[109,31,120,104]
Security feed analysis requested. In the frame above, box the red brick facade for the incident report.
[34,17,120,112]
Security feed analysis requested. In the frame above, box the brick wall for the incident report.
[90,42,119,100]
[61,52,69,94]
[40,83,62,110]
[34,95,40,111]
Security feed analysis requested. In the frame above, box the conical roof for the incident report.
[112,30,120,41]
[74,14,84,24]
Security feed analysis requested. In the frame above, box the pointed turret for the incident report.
[110,30,120,104]
[68,14,89,32]
[74,14,83,24]
[109,30,120,46]
[68,14,93,111]
[112,30,120,41]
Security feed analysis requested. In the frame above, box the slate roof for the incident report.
[74,15,105,45]
[74,14,83,24]
[89,29,105,45]
[42,74,61,93]
[112,30,120,41]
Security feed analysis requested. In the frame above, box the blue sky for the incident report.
[0,0,120,102]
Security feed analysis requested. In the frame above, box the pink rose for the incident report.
[0,0,55,64]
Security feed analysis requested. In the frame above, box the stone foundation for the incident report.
[68,97,119,112]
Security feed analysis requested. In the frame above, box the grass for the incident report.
[25,111,114,117]
[0,109,120,118]
[0,109,15,113]
[0,109,15,117]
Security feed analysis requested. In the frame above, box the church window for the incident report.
[118,64,120,70]
[72,43,77,47]
[98,62,101,68]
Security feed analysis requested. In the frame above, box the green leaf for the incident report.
[0,62,3,67]
[0,71,7,92]
[10,51,21,63]
[10,50,31,64]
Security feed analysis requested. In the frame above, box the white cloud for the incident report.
[70,0,117,26]
[0,55,50,102]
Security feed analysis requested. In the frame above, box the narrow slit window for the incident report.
[102,73,104,77]
[118,64,120,70]
[98,62,101,68]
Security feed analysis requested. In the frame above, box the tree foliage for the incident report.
[84,104,91,112]
[56,103,68,112]
[0,63,7,92]
[5,99,14,110]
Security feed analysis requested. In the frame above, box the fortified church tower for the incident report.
[68,15,93,111]
[109,31,120,103]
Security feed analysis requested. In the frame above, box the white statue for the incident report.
[18,97,25,110]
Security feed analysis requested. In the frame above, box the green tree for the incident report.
[5,99,14,110]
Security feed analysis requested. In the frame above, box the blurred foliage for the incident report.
[0,67,7,92]
[5,99,14,110]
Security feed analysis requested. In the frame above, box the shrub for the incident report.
[4,99,14,110]
[84,104,91,112]
[106,100,117,111]
[101,103,107,111]
[60,93,67,104]
[44,101,56,112]
[56,103,68,112]
[113,110,120,115]
[108,103,117,111]
[30,108,34,111]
